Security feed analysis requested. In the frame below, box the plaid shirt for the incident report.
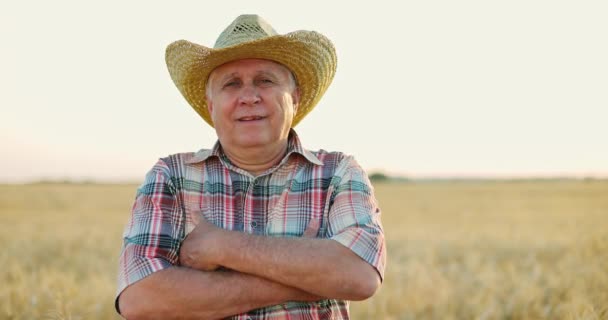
[117,130,386,319]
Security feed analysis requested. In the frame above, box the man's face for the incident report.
[206,59,300,151]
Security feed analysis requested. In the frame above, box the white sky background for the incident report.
[1,0,607,182]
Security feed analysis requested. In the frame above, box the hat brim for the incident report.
[165,31,337,127]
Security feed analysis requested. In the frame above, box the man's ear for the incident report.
[292,87,301,114]
[207,98,214,116]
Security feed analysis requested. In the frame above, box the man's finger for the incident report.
[191,212,201,225]
[302,219,320,238]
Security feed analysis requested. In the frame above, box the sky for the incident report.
[1,0,607,183]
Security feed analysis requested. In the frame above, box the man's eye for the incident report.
[223,81,239,88]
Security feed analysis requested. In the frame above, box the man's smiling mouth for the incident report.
[238,116,266,121]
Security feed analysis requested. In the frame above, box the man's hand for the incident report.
[179,214,225,271]
[179,214,380,301]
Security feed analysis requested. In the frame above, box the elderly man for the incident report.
[116,15,386,319]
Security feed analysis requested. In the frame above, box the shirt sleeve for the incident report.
[115,159,185,306]
[326,156,387,281]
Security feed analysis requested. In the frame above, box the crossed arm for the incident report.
[118,219,380,319]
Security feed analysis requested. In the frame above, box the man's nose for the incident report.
[238,84,261,105]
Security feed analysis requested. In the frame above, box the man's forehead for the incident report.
[209,58,292,79]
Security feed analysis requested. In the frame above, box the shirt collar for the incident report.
[184,141,222,164]
[285,129,323,166]
[185,129,323,166]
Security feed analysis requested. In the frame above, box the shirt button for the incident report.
[250,221,258,228]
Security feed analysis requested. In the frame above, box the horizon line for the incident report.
[2,174,607,185]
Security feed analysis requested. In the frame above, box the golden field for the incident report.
[1,180,607,319]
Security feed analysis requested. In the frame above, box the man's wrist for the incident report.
[212,227,234,266]
[214,228,247,269]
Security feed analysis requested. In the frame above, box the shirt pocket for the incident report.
[266,190,327,238]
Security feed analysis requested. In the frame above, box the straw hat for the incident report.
[165,14,337,127]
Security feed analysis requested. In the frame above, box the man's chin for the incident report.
[234,136,274,148]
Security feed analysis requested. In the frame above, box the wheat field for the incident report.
[1,180,607,319]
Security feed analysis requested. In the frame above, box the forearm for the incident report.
[215,233,379,300]
[119,266,321,320]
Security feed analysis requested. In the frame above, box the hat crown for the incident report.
[214,15,279,49]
